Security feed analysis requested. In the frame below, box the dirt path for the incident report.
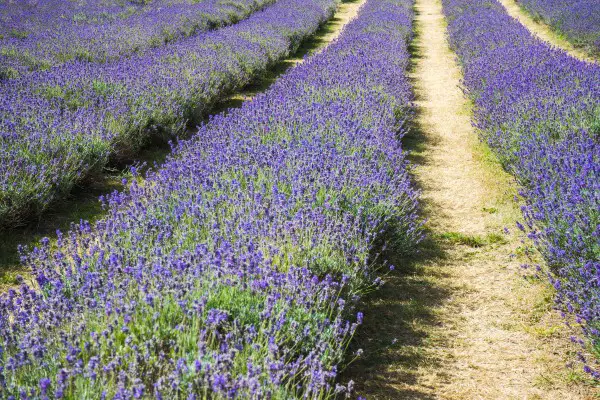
[344,0,598,398]
[498,0,597,64]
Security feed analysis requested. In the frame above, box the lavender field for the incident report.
[0,0,599,398]
[0,0,337,226]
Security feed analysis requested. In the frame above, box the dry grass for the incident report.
[343,0,599,397]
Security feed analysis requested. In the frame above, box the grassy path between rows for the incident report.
[0,0,366,289]
[498,0,597,64]
[344,0,599,398]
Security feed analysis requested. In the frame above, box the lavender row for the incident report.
[0,0,275,79]
[442,0,600,372]
[0,0,337,227]
[0,0,419,397]
[1,0,135,35]
[517,0,600,57]
[0,0,182,36]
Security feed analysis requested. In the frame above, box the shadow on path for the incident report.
[342,232,450,399]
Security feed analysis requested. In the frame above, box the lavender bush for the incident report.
[517,0,600,57]
[0,0,420,397]
[442,0,600,373]
[0,0,336,227]
[0,0,192,37]
[0,0,276,79]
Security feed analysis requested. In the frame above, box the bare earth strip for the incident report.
[498,0,597,64]
[344,0,599,398]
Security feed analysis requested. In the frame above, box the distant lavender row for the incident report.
[0,0,135,34]
[517,0,600,57]
[0,0,336,227]
[0,0,182,35]
[0,0,275,79]
[0,0,419,397]
[442,0,600,373]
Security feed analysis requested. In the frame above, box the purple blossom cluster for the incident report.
[442,0,600,372]
[0,0,337,226]
[0,0,420,397]
[0,0,134,36]
[0,0,276,79]
[518,0,600,57]
[0,0,187,35]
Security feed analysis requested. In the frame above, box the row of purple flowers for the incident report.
[518,0,600,57]
[0,0,276,79]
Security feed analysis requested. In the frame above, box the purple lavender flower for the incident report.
[518,0,600,56]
